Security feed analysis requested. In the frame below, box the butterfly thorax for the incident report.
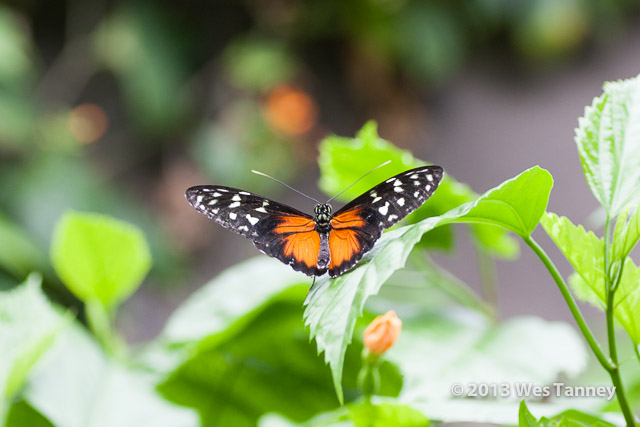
[313,203,333,231]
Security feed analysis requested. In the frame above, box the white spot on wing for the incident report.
[397,198,405,206]
[413,181,420,186]
[256,207,267,213]
[229,212,237,220]
[208,199,217,205]
[379,202,390,215]
[388,214,398,221]
[211,208,219,214]
[239,191,250,195]
[246,214,259,225]
[426,174,433,182]
[394,180,402,186]
[370,191,377,198]
[213,192,222,197]
[229,201,241,208]
[373,197,382,203]
[239,225,249,232]
[232,195,241,201]
[414,191,420,197]
[394,186,403,192]
[386,177,396,183]
[410,174,418,179]
[426,184,431,191]
[219,188,229,192]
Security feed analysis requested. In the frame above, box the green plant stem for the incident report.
[603,218,636,426]
[522,236,613,371]
[526,235,636,426]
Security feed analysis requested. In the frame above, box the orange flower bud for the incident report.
[363,310,402,355]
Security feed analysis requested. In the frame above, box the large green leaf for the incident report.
[392,316,585,416]
[305,166,553,402]
[156,257,400,425]
[318,120,519,258]
[541,212,640,344]
[51,211,151,309]
[159,257,307,346]
[575,74,640,217]
[159,290,402,426]
[22,323,197,427]
[0,274,68,403]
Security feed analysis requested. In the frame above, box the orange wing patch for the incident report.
[273,216,320,268]
[282,231,321,267]
[331,208,366,230]
[274,215,316,234]
[329,228,361,270]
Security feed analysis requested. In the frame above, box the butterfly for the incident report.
[186,165,443,278]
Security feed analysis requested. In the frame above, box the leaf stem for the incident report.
[522,236,613,371]
[603,218,636,426]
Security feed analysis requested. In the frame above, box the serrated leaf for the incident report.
[51,211,151,309]
[541,212,640,344]
[305,166,553,402]
[23,323,197,427]
[318,120,518,258]
[0,274,68,401]
[611,205,640,264]
[575,74,640,217]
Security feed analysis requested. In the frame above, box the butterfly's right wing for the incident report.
[186,185,324,276]
[327,165,444,276]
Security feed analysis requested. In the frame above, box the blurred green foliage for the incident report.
[1,1,640,426]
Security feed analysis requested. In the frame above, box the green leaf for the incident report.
[541,212,640,344]
[157,259,401,424]
[51,211,151,309]
[159,257,307,346]
[520,400,548,427]
[575,74,640,217]
[23,323,197,427]
[552,409,618,427]
[611,205,640,264]
[388,315,586,425]
[0,274,69,401]
[159,289,402,426]
[318,120,518,258]
[5,400,54,427]
[305,166,553,402]
[347,401,429,427]
[540,213,605,307]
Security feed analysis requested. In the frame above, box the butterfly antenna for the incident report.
[326,160,391,203]
[251,170,320,204]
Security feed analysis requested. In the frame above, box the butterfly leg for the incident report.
[309,275,317,292]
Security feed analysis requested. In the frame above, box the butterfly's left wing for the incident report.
[186,185,325,276]
[328,165,443,276]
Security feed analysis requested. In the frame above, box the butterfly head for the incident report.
[314,203,333,229]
